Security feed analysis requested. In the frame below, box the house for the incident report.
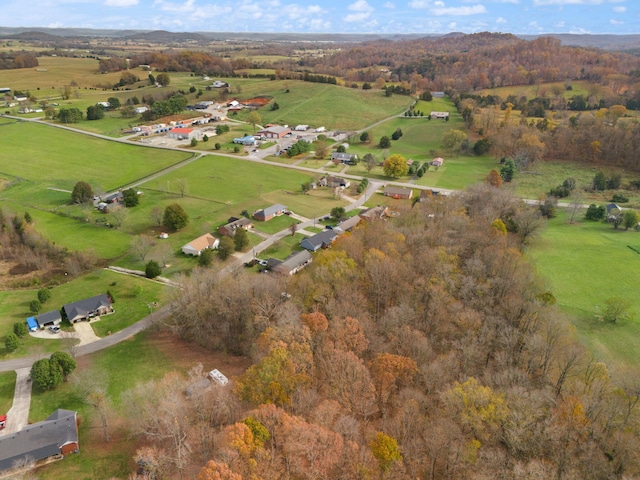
[228,100,240,108]
[0,409,79,473]
[333,215,361,234]
[104,191,123,204]
[168,128,202,141]
[331,152,357,165]
[253,204,288,222]
[134,106,148,114]
[211,80,229,88]
[256,125,291,139]
[606,203,622,215]
[63,294,113,323]
[96,101,110,108]
[431,91,445,98]
[430,111,449,119]
[233,135,256,146]
[384,185,413,199]
[270,250,313,275]
[359,205,389,222]
[182,233,220,256]
[319,176,350,189]
[301,230,337,252]
[218,217,253,237]
[35,310,62,329]
[430,157,444,167]
[195,101,214,109]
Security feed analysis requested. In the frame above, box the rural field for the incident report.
[528,211,640,379]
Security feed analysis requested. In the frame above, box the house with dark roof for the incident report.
[383,185,413,199]
[300,230,337,252]
[333,215,361,234]
[218,217,253,237]
[319,176,350,189]
[331,152,357,164]
[270,250,313,275]
[0,409,78,473]
[63,294,113,323]
[253,204,288,222]
[35,310,62,329]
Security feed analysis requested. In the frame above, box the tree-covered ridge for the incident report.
[0,51,38,70]
[135,188,640,479]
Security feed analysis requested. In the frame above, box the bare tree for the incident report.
[132,235,156,261]
[151,206,164,227]
[71,370,112,442]
[176,179,188,197]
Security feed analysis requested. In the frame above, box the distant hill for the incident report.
[0,27,640,51]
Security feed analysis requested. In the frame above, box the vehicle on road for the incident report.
[0,414,6,429]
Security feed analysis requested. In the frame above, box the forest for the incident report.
[120,187,640,480]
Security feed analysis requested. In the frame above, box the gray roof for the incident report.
[276,250,312,273]
[258,204,287,219]
[63,293,111,322]
[384,185,412,196]
[0,409,78,472]
[334,215,361,233]
[301,230,337,251]
[35,310,62,327]
[331,152,354,161]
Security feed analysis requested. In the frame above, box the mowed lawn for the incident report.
[528,211,640,378]
[0,122,192,192]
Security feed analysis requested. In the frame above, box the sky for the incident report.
[1,0,638,35]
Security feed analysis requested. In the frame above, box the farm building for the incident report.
[182,233,220,256]
[218,217,253,237]
[233,135,256,146]
[295,125,309,131]
[384,185,413,199]
[301,230,337,252]
[253,204,288,222]
[430,111,449,119]
[257,125,291,139]
[168,128,202,141]
[63,294,113,323]
[430,157,444,167]
[134,106,148,114]
[0,409,79,473]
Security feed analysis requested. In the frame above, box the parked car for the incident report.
[48,325,60,333]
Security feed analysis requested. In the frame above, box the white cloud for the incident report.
[348,0,374,12]
[153,0,196,13]
[344,11,371,21]
[610,18,623,24]
[554,20,565,27]
[383,1,395,7]
[496,16,506,23]
[434,0,444,5]
[104,0,138,6]
[612,5,625,12]
[448,21,457,28]
[409,0,430,9]
[533,0,605,5]
[431,4,487,15]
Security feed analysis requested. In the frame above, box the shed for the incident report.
[26,317,38,332]
[36,310,62,329]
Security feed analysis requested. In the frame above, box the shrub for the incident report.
[30,358,63,391]
[585,204,606,221]
[145,260,161,279]
[612,193,629,203]
[13,322,28,338]
[29,300,41,314]
[198,249,215,267]
[5,333,19,352]
[37,288,52,304]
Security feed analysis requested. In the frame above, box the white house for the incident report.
[134,106,148,114]
[181,233,220,256]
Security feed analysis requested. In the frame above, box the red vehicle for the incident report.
[0,414,6,430]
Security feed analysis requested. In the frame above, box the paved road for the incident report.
[0,368,32,436]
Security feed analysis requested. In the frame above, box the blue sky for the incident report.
[2,0,638,35]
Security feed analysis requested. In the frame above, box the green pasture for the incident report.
[232,80,412,130]
[0,372,16,414]
[528,210,640,378]
[0,121,192,191]
[259,233,306,260]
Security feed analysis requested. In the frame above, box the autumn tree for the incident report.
[314,139,329,159]
[370,432,402,473]
[369,352,418,414]
[486,169,502,188]
[441,129,467,154]
[155,72,170,86]
[383,154,409,178]
[197,460,242,480]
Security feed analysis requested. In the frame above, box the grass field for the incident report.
[528,210,640,379]
[0,371,16,414]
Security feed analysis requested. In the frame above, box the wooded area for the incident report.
[122,188,640,479]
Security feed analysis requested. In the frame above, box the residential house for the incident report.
[63,294,113,323]
[35,310,62,329]
[430,157,444,167]
[359,206,389,222]
[270,250,313,275]
[253,204,288,222]
[300,230,337,252]
[256,125,291,139]
[333,215,361,234]
[168,128,202,141]
[331,152,357,164]
[210,81,229,88]
[182,233,220,256]
[430,111,449,119]
[383,185,413,199]
[431,91,445,98]
[134,106,148,114]
[319,176,350,189]
[195,101,214,109]
[218,217,253,237]
[0,409,79,473]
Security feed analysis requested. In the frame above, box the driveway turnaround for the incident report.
[0,368,32,436]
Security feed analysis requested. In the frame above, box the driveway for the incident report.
[74,321,101,346]
[0,368,32,436]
